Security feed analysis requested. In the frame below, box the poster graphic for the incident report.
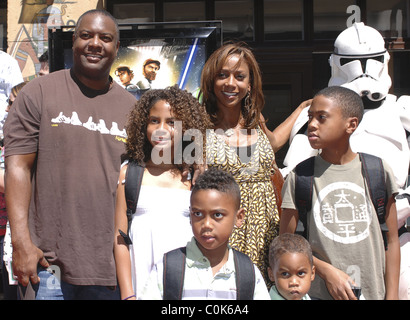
[109,38,206,99]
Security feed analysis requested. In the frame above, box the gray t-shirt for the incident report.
[282,154,398,299]
[4,69,136,286]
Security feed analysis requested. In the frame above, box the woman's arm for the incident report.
[113,164,136,300]
[261,99,312,153]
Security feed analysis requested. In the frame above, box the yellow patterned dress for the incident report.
[206,127,280,287]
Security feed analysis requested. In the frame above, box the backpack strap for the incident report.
[294,156,315,238]
[163,247,186,300]
[162,247,255,300]
[118,161,145,245]
[359,152,389,250]
[233,249,255,300]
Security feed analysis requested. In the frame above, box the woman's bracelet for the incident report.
[122,294,136,300]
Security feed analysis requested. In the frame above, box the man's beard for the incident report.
[146,71,157,81]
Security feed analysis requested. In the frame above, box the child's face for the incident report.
[190,189,243,255]
[307,95,354,151]
[147,99,175,156]
[268,252,315,300]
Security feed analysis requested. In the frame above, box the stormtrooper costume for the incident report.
[282,22,410,300]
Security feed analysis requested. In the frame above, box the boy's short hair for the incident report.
[191,168,241,209]
[315,86,364,123]
[269,233,313,270]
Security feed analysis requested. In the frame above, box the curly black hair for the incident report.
[191,168,241,209]
[268,233,313,271]
[125,85,212,172]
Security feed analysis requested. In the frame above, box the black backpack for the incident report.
[162,246,256,300]
[118,160,145,245]
[294,152,389,250]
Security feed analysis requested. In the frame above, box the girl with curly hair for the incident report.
[114,85,211,300]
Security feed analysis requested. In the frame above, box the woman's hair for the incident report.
[268,233,313,270]
[125,85,212,171]
[200,41,264,129]
[11,81,28,97]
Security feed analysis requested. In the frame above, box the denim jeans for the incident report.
[19,267,120,300]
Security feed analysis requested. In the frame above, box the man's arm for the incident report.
[5,153,49,286]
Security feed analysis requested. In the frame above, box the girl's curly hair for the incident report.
[125,85,212,171]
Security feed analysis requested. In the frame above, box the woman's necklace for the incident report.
[217,115,243,138]
[224,128,235,137]
[221,122,242,137]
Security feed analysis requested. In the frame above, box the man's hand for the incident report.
[12,241,49,286]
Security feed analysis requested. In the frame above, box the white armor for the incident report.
[282,22,410,299]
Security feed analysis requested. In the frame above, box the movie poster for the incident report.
[110,37,206,99]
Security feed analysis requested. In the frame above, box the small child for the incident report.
[280,86,400,300]
[268,233,315,300]
[140,168,270,300]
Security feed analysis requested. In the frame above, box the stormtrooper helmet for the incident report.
[328,22,391,102]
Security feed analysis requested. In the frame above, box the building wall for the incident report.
[7,0,104,80]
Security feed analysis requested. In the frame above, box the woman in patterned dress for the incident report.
[200,42,310,287]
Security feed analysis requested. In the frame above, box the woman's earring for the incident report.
[244,92,251,112]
